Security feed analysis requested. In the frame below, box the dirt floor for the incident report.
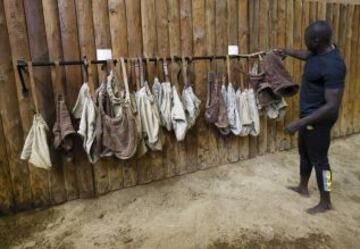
[1,134,360,249]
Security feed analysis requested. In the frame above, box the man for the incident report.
[275,20,346,214]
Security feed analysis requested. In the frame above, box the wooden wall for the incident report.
[0,0,359,214]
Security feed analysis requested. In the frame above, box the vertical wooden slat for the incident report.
[168,0,187,176]
[225,0,240,163]
[318,0,327,20]
[204,0,220,167]
[268,0,278,153]
[3,0,43,210]
[57,0,88,200]
[338,5,350,137]
[238,0,250,159]
[276,0,287,151]
[354,6,360,133]
[154,0,176,179]
[248,0,259,158]
[42,0,79,200]
[27,0,65,206]
[180,0,199,172]
[284,0,294,150]
[349,6,359,134]
[93,0,123,192]
[192,0,210,169]
[108,0,128,58]
[0,115,15,214]
[215,0,229,164]
[258,0,269,155]
[331,3,341,138]
[310,1,318,23]
[137,0,158,184]
[124,0,143,186]
[343,5,354,136]
[293,0,303,148]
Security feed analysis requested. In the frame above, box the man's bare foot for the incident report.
[306,202,333,215]
[287,186,310,197]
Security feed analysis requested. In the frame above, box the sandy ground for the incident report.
[1,134,359,249]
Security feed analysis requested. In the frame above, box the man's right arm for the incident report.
[274,48,311,61]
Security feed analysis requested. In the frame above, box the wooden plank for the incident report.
[3,0,44,210]
[343,5,354,136]
[179,0,199,172]
[267,0,278,153]
[215,0,230,164]
[248,0,259,158]
[0,115,15,214]
[292,0,303,148]
[154,0,176,179]
[124,0,143,186]
[167,0,188,176]
[136,0,158,184]
[224,0,240,162]
[276,0,287,151]
[29,0,67,206]
[354,6,360,133]
[204,0,220,167]
[60,0,95,198]
[284,0,294,150]
[318,0,327,20]
[192,0,210,169]
[40,0,79,200]
[326,2,334,24]
[93,0,124,191]
[337,5,350,137]
[310,1,318,23]
[331,3,341,137]
[108,0,128,58]
[258,0,269,155]
[349,6,359,134]
[238,0,250,159]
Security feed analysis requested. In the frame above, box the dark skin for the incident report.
[275,23,344,214]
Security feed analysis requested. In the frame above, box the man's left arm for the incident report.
[285,88,344,134]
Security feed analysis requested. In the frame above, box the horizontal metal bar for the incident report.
[16,51,267,68]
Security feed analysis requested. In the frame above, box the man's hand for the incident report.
[273,48,287,58]
[285,120,303,135]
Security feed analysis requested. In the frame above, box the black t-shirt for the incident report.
[300,48,346,118]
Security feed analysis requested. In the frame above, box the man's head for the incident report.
[304,21,332,53]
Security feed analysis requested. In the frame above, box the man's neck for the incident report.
[315,44,334,55]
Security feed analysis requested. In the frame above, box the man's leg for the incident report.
[288,127,312,196]
[305,124,333,214]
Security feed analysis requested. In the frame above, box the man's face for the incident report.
[304,30,318,53]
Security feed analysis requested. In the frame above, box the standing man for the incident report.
[276,21,346,214]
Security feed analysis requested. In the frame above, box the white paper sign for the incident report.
[228,45,239,55]
[96,49,112,60]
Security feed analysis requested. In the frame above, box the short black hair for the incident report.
[305,20,332,45]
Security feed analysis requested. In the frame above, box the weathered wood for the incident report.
[60,0,95,198]
[192,0,210,169]
[258,0,269,155]
[3,0,43,210]
[138,0,160,184]
[224,0,240,163]
[179,0,199,172]
[238,0,250,159]
[284,0,295,150]
[248,0,259,158]
[215,0,230,164]
[292,0,303,148]
[349,6,359,134]
[0,115,15,214]
[338,5,350,137]
[354,6,360,133]
[29,0,66,206]
[108,0,128,58]
[93,0,124,192]
[276,0,287,151]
